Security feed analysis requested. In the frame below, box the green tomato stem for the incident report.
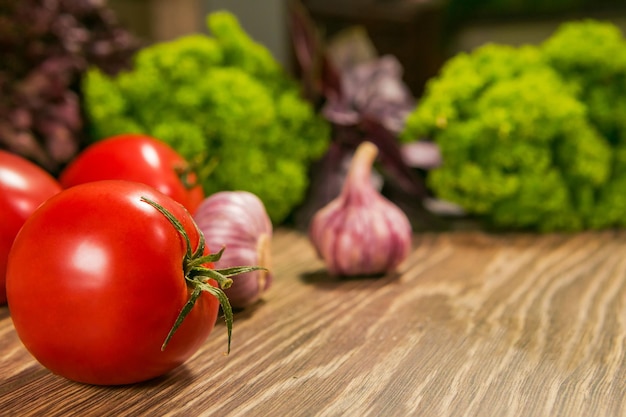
[140,197,265,354]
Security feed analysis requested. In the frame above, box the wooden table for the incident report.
[1,229,625,416]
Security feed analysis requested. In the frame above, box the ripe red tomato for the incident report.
[6,180,223,385]
[0,150,61,304]
[59,134,204,214]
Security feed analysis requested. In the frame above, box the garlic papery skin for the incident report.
[194,191,273,308]
[309,141,412,276]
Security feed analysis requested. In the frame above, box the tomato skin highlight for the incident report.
[6,180,219,385]
[0,150,62,304]
[59,134,204,214]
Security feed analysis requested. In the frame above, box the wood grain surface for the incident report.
[1,229,625,416]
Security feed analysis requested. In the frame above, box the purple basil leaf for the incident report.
[0,0,140,173]
[323,55,415,134]
[360,115,427,197]
[401,140,442,170]
[287,0,342,106]
[288,0,435,230]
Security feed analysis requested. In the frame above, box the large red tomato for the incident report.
[59,134,204,213]
[6,180,228,385]
[0,150,61,304]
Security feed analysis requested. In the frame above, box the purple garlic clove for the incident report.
[309,141,412,276]
[194,191,273,308]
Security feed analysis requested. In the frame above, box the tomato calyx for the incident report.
[141,197,264,353]
[173,153,217,191]
[173,162,200,190]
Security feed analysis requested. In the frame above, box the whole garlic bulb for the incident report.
[194,191,273,308]
[309,141,412,276]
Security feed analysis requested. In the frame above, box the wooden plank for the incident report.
[0,229,625,416]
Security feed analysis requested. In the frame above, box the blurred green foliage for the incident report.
[402,20,626,231]
[82,11,330,224]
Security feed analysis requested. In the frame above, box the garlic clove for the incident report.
[194,191,273,308]
[309,141,412,276]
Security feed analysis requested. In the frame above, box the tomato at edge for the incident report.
[0,150,62,304]
[6,180,219,385]
[59,134,204,214]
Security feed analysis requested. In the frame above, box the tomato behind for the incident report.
[6,181,219,385]
[0,150,62,304]
[59,134,204,213]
